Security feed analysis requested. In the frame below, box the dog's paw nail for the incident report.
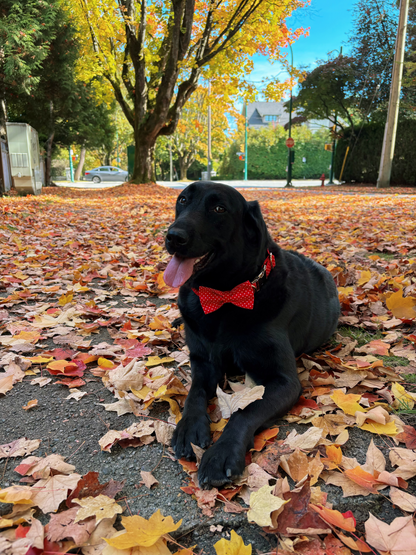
[226,468,232,478]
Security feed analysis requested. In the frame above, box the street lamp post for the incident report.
[244,102,248,180]
[285,44,294,188]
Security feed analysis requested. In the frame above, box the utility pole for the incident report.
[328,47,343,185]
[207,80,212,180]
[377,0,409,188]
[285,44,294,188]
[244,102,248,180]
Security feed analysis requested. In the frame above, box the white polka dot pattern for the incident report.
[192,251,276,315]
[195,281,255,314]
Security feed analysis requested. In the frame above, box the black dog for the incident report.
[164,182,339,488]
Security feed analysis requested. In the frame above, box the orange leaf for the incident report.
[344,467,380,494]
[325,445,342,465]
[330,390,364,416]
[309,505,356,532]
[386,289,416,319]
[252,427,279,451]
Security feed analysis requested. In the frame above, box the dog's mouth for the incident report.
[164,252,214,288]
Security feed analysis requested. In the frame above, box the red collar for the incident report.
[192,250,276,315]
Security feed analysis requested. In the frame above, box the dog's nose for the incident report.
[166,228,189,249]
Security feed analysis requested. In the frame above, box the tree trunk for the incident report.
[132,132,156,183]
[74,146,86,181]
[45,131,55,186]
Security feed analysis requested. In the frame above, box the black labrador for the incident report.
[164,181,339,488]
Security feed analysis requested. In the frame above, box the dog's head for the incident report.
[164,181,270,289]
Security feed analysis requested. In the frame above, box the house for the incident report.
[244,101,331,133]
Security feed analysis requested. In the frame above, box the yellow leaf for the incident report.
[357,270,372,286]
[98,357,116,368]
[73,494,123,524]
[22,399,38,410]
[158,395,182,423]
[146,356,174,367]
[386,289,416,319]
[331,389,365,416]
[247,485,288,527]
[58,292,73,306]
[0,486,33,504]
[29,356,54,364]
[359,420,398,436]
[214,530,252,555]
[391,382,414,410]
[104,510,182,549]
[210,419,228,432]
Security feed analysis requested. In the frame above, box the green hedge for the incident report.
[334,121,416,185]
[218,126,332,180]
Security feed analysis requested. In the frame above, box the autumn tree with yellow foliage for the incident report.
[69,0,307,183]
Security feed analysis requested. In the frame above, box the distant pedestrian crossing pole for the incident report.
[244,102,248,180]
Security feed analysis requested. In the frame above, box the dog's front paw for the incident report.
[172,412,211,460]
[198,439,246,489]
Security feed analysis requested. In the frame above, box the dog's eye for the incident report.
[178,196,186,205]
[214,206,226,214]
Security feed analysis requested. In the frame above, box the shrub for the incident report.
[219,125,332,180]
[334,121,416,185]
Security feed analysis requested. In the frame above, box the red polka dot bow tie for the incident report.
[193,251,275,315]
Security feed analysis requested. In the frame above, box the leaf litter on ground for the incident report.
[1,183,416,553]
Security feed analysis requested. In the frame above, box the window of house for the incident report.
[264,115,278,122]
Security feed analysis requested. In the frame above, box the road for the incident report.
[54,178,335,190]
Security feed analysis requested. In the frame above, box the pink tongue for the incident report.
[164,255,198,288]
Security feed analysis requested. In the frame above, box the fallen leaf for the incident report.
[216,384,265,419]
[365,513,416,554]
[389,486,416,512]
[214,530,252,555]
[0,438,41,459]
[47,507,96,545]
[72,494,123,524]
[141,471,159,489]
[22,399,38,410]
[247,484,288,527]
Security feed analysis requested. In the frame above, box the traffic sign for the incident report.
[286,137,295,148]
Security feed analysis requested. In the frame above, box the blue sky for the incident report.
[248,0,357,92]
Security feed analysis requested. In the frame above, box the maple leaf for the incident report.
[0,438,40,459]
[31,473,81,513]
[141,471,159,489]
[0,485,33,504]
[389,486,416,512]
[396,424,416,449]
[365,513,416,554]
[47,507,96,545]
[104,510,182,549]
[214,530,252,555]
[330,389,364,416]
[280,448,309,483]
[309,505,356,532]
[247,484,288,527]
[386,289,416,319]
[72,494,123,524]
[216,384,265,419]
[22,399,38,410]
[15,454,75,479]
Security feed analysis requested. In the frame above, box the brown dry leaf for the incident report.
[247,484,289,527]
[311,414,350,436]
[0,485,34,504]
[365,513,416,554]
[22,399,38,410]
[140,471,159,489]
[30,377,52,387]
[364,439,386,473]
[107,359,145,391]
[280,449,309,483]
[389,487,416,512]
[15,454,75,479]
[31,473,81,513]
[0,438,41,459]
[282,426,323,450]
[47,507,96,545]
[73,494,123,524]
[308,452,324,486]
[153,421,174,446]
[100,398,135,416]
[66,388,87,401]
[216,384,264,419]
[0,375,14,395]
[195,488,218,517]
[81,516,117,555]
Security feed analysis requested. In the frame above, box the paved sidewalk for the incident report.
[157,179,334,189]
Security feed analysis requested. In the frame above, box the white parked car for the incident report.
[84,166,128,183]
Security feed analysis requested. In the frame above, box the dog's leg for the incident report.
[172,352,222,460]
[198,335,302,488]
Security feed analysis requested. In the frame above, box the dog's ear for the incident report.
[244,200,268,244]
